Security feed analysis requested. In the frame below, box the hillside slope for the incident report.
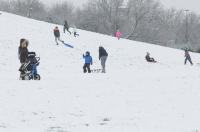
[0,12,200,132]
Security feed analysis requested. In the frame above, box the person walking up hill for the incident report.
[184,49,193,65]
[54,26,64,45]
[63,20,71,35]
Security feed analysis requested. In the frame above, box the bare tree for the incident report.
[9,0,47,20]
[125,0,160,39]
[77,0,124,35]
[48,1,75,25]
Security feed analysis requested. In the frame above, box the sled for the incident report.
[62,42,74,48]
[91,69,102,73]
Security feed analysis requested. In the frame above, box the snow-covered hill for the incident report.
[0,12,200,132]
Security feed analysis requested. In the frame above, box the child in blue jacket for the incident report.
[83,51,93,73]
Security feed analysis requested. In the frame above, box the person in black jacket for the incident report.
[145,52,156,63]
[184,49,193,65]
[99,46,108,73]
[18,39,29,64]
[18,39,29,76]
[63,20,71,35]
[54,26,64,45]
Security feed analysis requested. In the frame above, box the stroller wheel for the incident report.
[34,74,41,80]
[24,75,30,80]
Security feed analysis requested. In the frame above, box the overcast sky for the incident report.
[5,0,200,14]
[44,0,200,14]
[160,0,200,13]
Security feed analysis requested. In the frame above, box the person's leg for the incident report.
[87,64,91,73]
[101,56,107,73]
[19,63,25,79]
[152,58,157,63]
[67,29,71,34]
[104,56,107,71]
[149,58,155,62]
[83,64,87,73]
[19,63,24,71]
[188,57,193,65]
[58,37,64,43]
[74,32,79,37]
[184,58,188,65]
[63,27,66,33]
[74,32,76,37]
[31,64,37,78]
[55,37,59,45]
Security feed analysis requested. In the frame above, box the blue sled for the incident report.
[63,42,74,48]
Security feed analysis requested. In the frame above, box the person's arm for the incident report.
[83,54,85,58]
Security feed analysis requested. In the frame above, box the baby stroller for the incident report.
[19,52,41,80]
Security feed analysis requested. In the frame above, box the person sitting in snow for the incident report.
[63,20,71,35]
[83,51,93,73]
[184,49,193,65]
[145,52,157,63]
[53,26,64,45]
[72,25,79,37]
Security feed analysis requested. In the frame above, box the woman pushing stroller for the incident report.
[18,39,41,80]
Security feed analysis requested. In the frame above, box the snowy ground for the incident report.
[0,12,200,132]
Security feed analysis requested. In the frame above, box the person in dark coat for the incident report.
[54,26,64,45]
[184,49,193,65]
[18,39,29,64]
[63,20,71,35]
[145,52,156,63]
[18,38,26,59]
[18,39,29,75]
[99,46,108,73]
[83,51,93,73]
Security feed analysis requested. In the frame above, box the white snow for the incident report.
[0,11,200,132]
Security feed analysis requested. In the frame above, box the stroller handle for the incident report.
[36,57,40,62]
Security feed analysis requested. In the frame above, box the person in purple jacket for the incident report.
[83,51,93,73]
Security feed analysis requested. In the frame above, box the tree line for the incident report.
[1,0,200,52]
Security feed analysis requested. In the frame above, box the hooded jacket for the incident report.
[83,53,93,64]
[99,47,108,60]
[54,28,60,37]
[19,47,28,63]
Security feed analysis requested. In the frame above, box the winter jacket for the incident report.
[99,47,108,60]
[115,31,122,38]
[54,28,60,37]
[19,47,28,63]
[185,50,191,58]
[83,55,93,64]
